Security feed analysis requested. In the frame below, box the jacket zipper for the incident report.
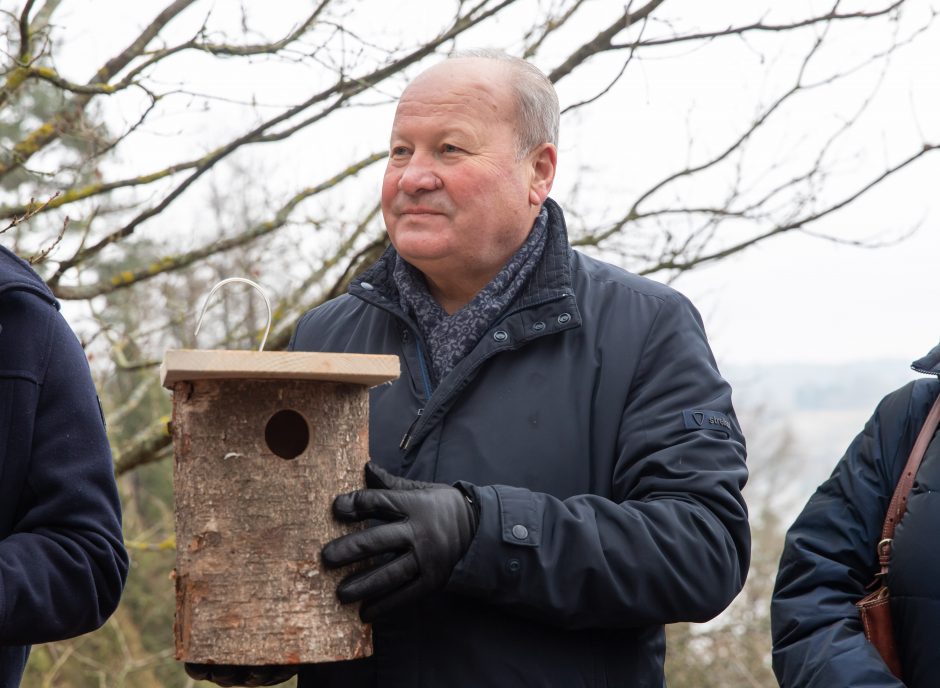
[400,408,424,449]
[399,339,433,449]
[353,283,574,453]
[414,338,433,401]
[350,287,434,450]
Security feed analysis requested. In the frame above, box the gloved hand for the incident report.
[184,663,296,687]
[322,462,479,622]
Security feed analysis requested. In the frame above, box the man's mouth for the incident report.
[400,207,445,215]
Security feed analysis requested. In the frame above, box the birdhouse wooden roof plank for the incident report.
[160,349,400,388]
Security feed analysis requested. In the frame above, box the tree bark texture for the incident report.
[172,378,372,664]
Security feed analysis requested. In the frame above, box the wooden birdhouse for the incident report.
[161,347,399,665]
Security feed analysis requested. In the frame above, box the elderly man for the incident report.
[190,50,749,687]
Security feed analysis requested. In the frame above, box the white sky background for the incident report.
[44,0,940,368]
[547,2,940,367]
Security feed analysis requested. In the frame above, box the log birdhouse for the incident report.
[161,348,399,665]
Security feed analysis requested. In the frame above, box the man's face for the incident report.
[381,60,543,292]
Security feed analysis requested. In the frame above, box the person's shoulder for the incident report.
[872,376,940,432]
[0,245,60,317]
[0,282,60,383]
[290,293,369,351]
[296,293,365,328]
[857,375,940,481]
[572,250,689,306]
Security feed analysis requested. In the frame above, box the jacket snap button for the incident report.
[557,312,571,324]
[511,524,528,540]
[493,330,509,342]
[507,558,521,573]
[532,321,546,332]
[360,281,374,291]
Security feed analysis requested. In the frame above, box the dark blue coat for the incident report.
[771,343,940,687]
[290,200,749,688]
[0,246,128,686]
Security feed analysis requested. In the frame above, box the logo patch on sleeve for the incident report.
[682,409,732,435]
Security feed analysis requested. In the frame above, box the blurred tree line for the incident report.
[1,0,936,685]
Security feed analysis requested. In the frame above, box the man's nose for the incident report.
[397,153,442,194]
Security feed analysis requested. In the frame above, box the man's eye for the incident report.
[442,144,461,153]
[391,146,410,156]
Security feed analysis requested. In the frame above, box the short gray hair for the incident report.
[451,49,559,158]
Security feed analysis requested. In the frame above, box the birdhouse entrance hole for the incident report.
[264,409,310,460]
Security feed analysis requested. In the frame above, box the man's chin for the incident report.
[391,238,454,269]
[394,247,448,267]
[390,225,450,255]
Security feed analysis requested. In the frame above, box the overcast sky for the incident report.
[548,1,940,367]
[54,0,940,369]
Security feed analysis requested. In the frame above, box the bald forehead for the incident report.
[409,58,512,89]
[400,59,516,117]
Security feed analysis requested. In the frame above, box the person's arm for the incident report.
[0,309,128,644]
[445,292,749,628]
[769,381,929,688]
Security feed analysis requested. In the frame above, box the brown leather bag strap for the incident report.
[877,393,940,573]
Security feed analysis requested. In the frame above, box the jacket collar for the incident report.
[912,341,940,376]
[0,245,58,308]
[350,197,575,308]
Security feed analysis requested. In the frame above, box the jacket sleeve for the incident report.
[447,292,749,629]
[769,381,930,688]
[0,309,129,644]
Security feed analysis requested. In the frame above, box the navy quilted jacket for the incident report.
[772,342,940,687]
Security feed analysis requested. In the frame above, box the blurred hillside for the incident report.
[727,357,922,502]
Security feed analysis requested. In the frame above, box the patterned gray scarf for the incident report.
[393,206,549,384]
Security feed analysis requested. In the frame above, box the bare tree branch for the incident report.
[0,192,59,235]
[265,204,386,351]
[637,142,939,275]
[195,0,328,56]
[106,374,157,429]
[46,0,519,287]
[28,214,66,264]
[561,8,649,115]
[112,416,172,477]
[548,0,666,83]
[90,0,199,85]
[17,0,36,62]
[0,0,198,178]
[522,0,588,59]
[575,21,835,249]
[612,2,906,50]
[53,150,387,299]
[109,0,330,89]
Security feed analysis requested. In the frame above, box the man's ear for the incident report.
[527,143,557,206]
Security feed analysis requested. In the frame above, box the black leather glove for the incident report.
[184,663,296,687]
[322,462,479,622]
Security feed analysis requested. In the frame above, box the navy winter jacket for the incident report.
[771,342,940,687]
[290,199,750,687]
[0,246,128,686]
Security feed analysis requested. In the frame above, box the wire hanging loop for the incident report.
[193,277,273,352]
